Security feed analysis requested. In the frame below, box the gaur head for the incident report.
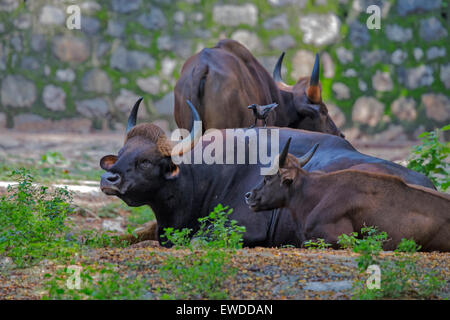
[273,52,344,138]
[99,98,201,206]
[245,138,319,211]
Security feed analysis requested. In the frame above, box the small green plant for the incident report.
[159,204,245,299]
[407,124,450,191]
[0,169,78,267]
[338,229,445,299]
[303,238,332,250]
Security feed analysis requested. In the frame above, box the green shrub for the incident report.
[0,169,78,267]
[159,204,245,299]
[338,228,445,299]
[408,124,450,191]
[303,238,332,250]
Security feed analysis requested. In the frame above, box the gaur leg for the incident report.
[119,220,158,245]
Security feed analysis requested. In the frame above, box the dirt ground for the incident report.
[0,131,448,300]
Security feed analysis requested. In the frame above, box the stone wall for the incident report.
[0,0,448,138]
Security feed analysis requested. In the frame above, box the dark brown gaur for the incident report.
[174,39,343,137]
[246,140,450,252]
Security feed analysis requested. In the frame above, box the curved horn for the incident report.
[126,97,143,134]
[306,54,321,104]
[273,52,285,83]
[278,137,292,168]
[297,143,319,167]
[170,100,202,157]
[310,53,320,86]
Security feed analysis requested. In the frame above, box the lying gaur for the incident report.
[174,39,343,137]
[245,139,450,251]
[100,98,435,247]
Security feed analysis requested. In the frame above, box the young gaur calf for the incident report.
[245,138,450,251]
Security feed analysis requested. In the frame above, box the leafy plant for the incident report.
[303,238,332,250]
[0,169,78,267]
[159,204,245,299]
[407,124,450,191]
[338,228,445,299]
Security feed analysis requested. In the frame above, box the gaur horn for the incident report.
[297,143,319,167]
[306,53,321,104]
[273,52,285,83]
[170,100,202,157]
[278,137,292,168]
[126,97,143,134]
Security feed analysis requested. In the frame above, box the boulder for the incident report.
[352,96,385,127]
[1,75,36,108]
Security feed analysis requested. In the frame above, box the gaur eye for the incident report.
[139,159,152,170]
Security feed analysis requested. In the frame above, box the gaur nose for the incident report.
[104,172,121,185]
[245,192,252,199]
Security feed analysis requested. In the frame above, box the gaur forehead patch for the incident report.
[126,123,166,144]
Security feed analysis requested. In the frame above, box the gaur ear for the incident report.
[164,159,180,180]
[100,155,118,170]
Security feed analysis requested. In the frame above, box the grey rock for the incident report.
[269,35,295,51]
[107,20,125,37]
[372,70,393,92]
[80,1,102,13]
[20,56,40,70]
[76,98,110,118]
[173,39,193,59]
[161,57,177,77]
[257,56,287,78]
[0,0,18,12]
[173,11,185,25]
[138,8,167,30]
[39,5,65,25]
[82,69,112,94]
[114,89,142,113]
[385,24,412,43]
[413,48,423,61]
[56,69,76,82]
[349,20,370,47]
[299,13,340,46]
[398,65,434,89]
[1,75,36,108]
[191,12,204,22]
[14,13,31,29]
[419,17,448,42]
[352,96,385,127]
[10,35,22,52]
[332,82,350,100]
[391,97,417,122]
[157,35,174,51]
[440,64,450,89]
[212,4,258,26]
[193,29,212,39]
[304,280,352,292]
[360,50,387,67]
[43,85,66,111]
[397,0,441,16]
[291,50,315,80]
[81,16,101,34]
[426,47,446,60]
[358,79,368,91]
[343,69,357,77]
[52,36,90,63]
[137,76,161,95]
[263,14,289,30]
[102,218,124,233]
[336,47,353,64]
[391,49,407,65]
[154,92,174,115]
[96,41,111,58]
[31,34,46,51]
[327,103,346,128]
[111,0,141,13]
[13,114,47,131]
[268,0,307,7]
[231,30,263,52]
[373,125,407,142]
[0,23,4,33]
[110,46,155,72]
[134,34,151,48]
[321,52,335,78]
[421,93,450,122]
